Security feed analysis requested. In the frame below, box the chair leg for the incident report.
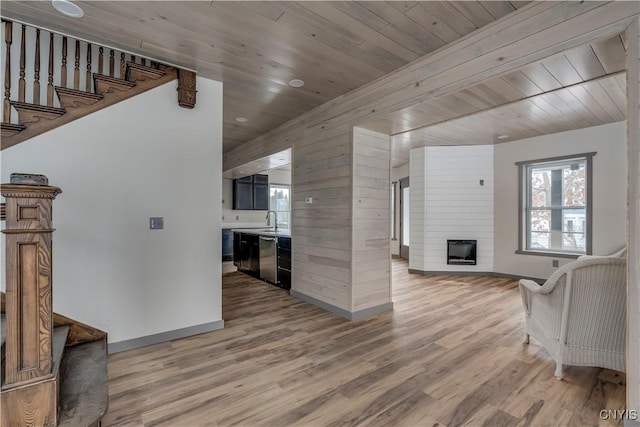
[523,333,530,344]
[554,362,563,380]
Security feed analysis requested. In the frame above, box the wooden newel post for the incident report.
[1,183,61,388]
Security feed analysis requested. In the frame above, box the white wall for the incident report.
[410,145,494,272]
[494,122,627,279]
[1,77,223,345]
[221,167,291,227]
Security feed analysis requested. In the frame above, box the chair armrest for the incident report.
[519,279,549,294]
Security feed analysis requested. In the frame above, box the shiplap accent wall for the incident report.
[627,17,640,417]
[292,124,353,311]
[410,146,494,272]
[409,148,427,271]
[352,128,391,312]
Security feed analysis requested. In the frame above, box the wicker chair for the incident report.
[519,256,627,379]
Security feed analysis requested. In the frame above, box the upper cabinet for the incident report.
[233,174,269,210]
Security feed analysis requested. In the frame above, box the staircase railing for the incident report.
[0,19,194,149]
[1,19,160,120]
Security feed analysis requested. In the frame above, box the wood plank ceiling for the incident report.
[0,1,530,153]
[369,33,628,166]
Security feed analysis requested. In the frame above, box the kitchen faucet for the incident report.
[266,210,278,231]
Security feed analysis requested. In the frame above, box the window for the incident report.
[269,184,290,229]
[517,153,595,256]
[391,181,396,240]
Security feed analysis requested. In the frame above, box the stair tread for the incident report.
[10,101,66,114]
[126,61,166,80]
[55,86,103,100]
[93,73,136,87]
[57,338,108,427]
[0,122,26,131]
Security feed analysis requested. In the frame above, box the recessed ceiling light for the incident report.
[235,117,247,123]
[51,0,84,18]
[496,134,509,140]
[288,79,305,88]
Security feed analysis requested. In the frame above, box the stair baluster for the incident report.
[33,29,40,104]
[47,33,54,107]
[98,46,104,75]
[109,49,115,77]
[61,36,67,87]
[120,52,125,77]
[18,24,25,102]
[73,40,80,90]
[85,43,92,92]
[3,21,12,123]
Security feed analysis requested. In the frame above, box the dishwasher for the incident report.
[259,236,277,284]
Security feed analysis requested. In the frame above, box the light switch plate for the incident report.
[305,197,313,204]
[150,217,164,230]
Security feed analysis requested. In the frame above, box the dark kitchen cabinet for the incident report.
[277,237,291,290]
[253,182,269,210]
[234,232,260,278]
[233,232,241,267]
[222,229,233,261]
[233,176,254,210]
[232,174,269,210]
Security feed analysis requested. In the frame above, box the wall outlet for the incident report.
[552,259,559,267]
[236,215,239,220]
[150,217,164,230]
[305,197,313,204]
[479,179,484,186]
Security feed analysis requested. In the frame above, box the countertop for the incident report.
[222,223,268,229]
[231,228,291,238]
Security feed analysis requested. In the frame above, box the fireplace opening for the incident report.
[447,240,477,265]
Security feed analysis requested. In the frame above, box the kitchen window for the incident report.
[517,153,595,257]
[269,184,290,229]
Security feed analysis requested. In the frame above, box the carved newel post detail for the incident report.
[177,69,197,109]
[1,183,61,388]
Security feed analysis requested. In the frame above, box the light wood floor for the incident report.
[103,259,626,426]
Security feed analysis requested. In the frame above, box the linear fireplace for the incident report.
[447,240,477,265]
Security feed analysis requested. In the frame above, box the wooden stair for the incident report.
[55,87,103,109]
[2,62,177,151]
[1,123,26,138]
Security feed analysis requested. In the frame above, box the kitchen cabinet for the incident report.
[233,174,269,210]
[233,232,241,267]
[222,229,233,261]
[234,232,260,278]
[277,237,291,290]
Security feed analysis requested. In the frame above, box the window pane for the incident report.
[563,163,585,207]
[269,185,291,229]
[390,183,395,239]
[530,169,551,208]
[529,209,551,249]
[562,208,585,251]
